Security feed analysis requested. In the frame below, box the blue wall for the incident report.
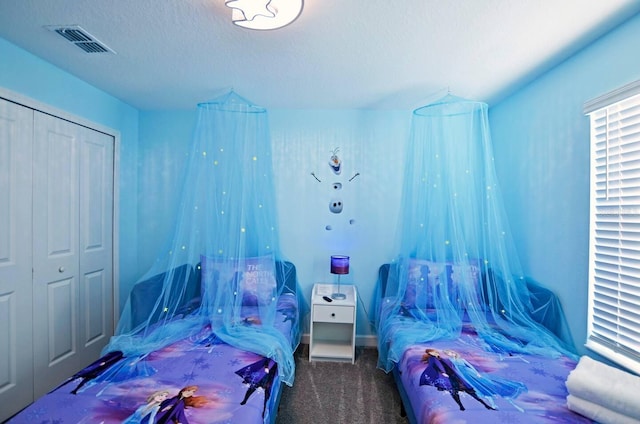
[137,108,411,338]
[0,37,140,311]
[137,110,196,273]
[490,13,640,354]
[270,109,409,337]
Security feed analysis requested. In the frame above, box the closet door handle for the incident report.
[58,266,65,273]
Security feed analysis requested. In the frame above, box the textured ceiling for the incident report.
[0,0,639,110]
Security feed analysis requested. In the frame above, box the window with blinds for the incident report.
[585,80,640,374]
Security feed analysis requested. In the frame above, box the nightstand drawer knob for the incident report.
[331,313,335,317]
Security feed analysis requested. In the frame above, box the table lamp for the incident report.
[330,255,349,300]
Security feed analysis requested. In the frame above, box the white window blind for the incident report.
[586,81,640,374]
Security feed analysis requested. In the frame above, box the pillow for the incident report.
[448,263,481,307]
[404,259,480,309]
[403,259,429,307]
[237,256,277,306]
[200,255,235,301]
[200,255,277,306]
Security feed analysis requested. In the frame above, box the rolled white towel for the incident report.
[567,395,640,424]
[566,356,640,420]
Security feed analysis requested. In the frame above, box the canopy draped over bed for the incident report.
[107,91,304,386]
[373,95,576,372]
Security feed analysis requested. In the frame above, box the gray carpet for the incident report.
[277,345,409,424]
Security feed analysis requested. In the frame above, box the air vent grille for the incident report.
[45,25,115,54]
[74,41,110,53]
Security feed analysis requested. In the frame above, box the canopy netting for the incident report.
[373,95,576,372]
[105,91,304,386]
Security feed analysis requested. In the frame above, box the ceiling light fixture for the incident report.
[225,0,303,30]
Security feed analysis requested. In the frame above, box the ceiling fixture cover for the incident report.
[225,0,303,30]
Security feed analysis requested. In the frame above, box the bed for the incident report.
[8,260,303,424]
[373,262,594,424]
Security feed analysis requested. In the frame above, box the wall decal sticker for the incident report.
[310,147,359,231]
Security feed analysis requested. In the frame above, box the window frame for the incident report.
[585,79,640,375]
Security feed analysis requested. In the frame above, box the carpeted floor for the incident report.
[276,345,409,424]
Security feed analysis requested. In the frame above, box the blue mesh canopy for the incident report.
[373,95,576,372]
[106,92,304,386]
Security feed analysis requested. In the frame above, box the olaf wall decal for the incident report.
[311,147,360,231]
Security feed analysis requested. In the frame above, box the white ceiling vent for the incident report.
[45,25,115,54]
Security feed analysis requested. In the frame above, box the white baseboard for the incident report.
[357,334,378,347]
[300,333,378,348]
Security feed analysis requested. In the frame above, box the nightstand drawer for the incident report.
[313,305,354,323]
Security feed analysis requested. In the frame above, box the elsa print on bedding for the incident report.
[419,348,527,412]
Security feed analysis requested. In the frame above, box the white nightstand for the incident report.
[309,283,356,363]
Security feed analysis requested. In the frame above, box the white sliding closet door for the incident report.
[32,112,114,398]
[0,99,34,420]
[0,95,115,421]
